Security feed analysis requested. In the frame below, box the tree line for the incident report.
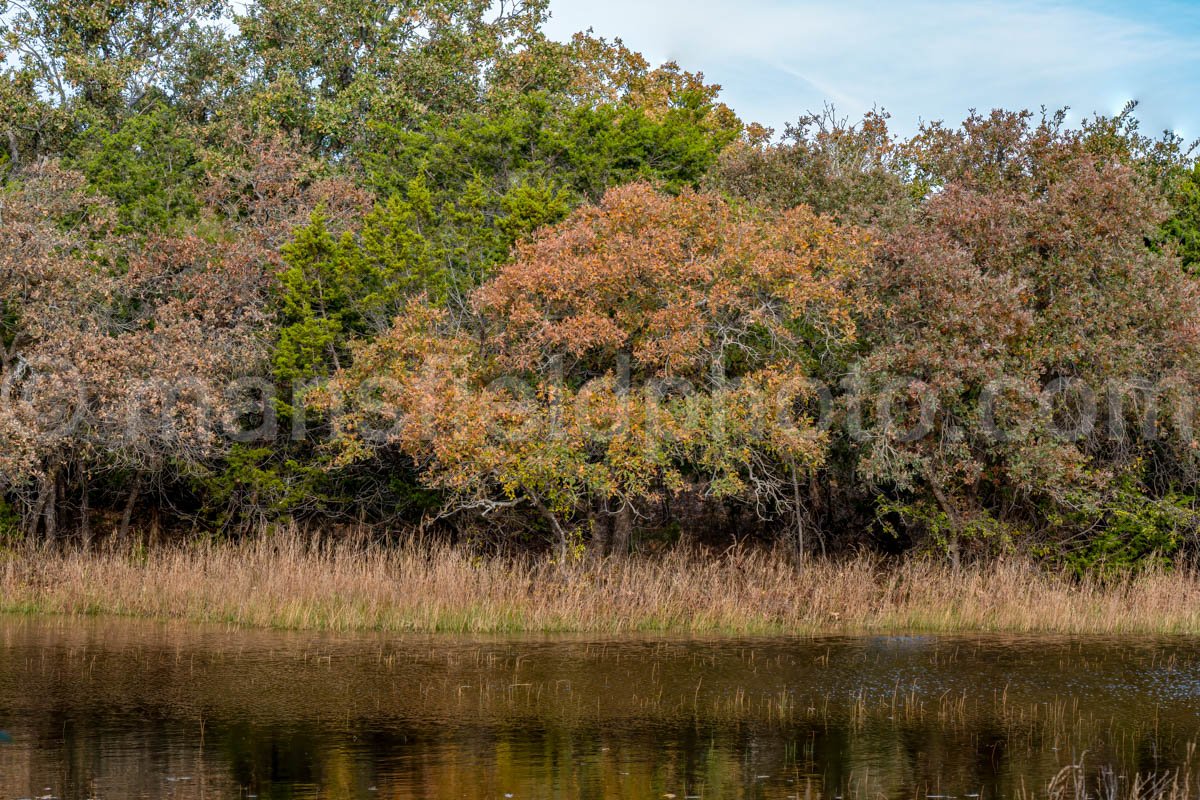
[4,0,1200,570]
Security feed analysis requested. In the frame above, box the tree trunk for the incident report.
[809,472,827,558]
[528,491,570,566]
[586,496,608,559]
[610,501,632,557]
[25,490,46,542]
[3,129,18,176]
[42,469,60,545]
[148,503,161,549]
[26,466,59,544]
[925,469,960,569]
[79,474,91,549]
[947,531,960,570]
[119,477,141,544]
[790,462,806,568]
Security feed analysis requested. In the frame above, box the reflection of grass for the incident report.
[1031,749,1200,800]
[6,536,1200,634]
[4,615,1200,800]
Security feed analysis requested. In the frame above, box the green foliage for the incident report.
[235,0,549,154]
[1164,163,1200,272]
[0,499,20,543]
[271,181,528,385]
[198,441,442,527]
[68,104,203,232]
[197,444,336,526]
[1055,475,1198,576]
[0,0,228,123]
[359,92,737,293]
[876,498,1017,560]
[258,200,465,526]
[273,215,353,385]
[366,91,739,201]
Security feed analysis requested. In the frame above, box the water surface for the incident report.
[1,617,1198,799]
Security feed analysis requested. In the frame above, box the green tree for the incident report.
[1164,163,1200,272]
[0,0,228,121]
[68,103,203,232]
[236,0,548,155]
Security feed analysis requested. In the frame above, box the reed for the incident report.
[4,535,1200,634]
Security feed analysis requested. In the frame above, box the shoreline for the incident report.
[3,537,1200,636]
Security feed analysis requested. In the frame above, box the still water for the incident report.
[1,617,1199,799]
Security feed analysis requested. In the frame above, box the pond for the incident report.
[1,617,1198,799]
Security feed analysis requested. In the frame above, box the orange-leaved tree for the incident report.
[326,183,871,560]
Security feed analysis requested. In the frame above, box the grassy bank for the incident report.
[2,537,1200,635]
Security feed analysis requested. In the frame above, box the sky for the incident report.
[541,0,1200,140]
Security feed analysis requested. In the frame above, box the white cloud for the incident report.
[542,0,1200,137]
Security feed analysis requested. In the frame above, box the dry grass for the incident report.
[3,536,1200,634]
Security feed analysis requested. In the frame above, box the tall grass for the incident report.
[3,535,1200,634]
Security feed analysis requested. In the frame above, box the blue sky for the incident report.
[542,0,1200,139]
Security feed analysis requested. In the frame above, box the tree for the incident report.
[0,158,286,544]
[326,183,870,558]
[68,102,204,232]
[0,0,228,121]
[710,108,917,229]
[192,130,379,530]
[358,74,741,305]
[853,110,1200,565]
[0,161,116,540]
[1164,163,1200,272]
[236,0,548,155]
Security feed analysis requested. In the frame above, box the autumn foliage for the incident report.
[3,1,1200,571]
[326,185,868,556]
